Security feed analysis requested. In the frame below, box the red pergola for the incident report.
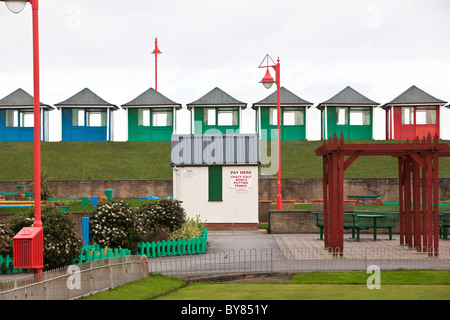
[315,133,450,256]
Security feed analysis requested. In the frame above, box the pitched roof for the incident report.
[381,85,447,108]
[252,87,313,110]
[0,88,53,109]
[122,88,181,109]
[55,88,118,109]
[186,87,247,109]
[316,86,379,110]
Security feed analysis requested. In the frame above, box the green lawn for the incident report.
[1,140,449,180]
[82,270,450,300]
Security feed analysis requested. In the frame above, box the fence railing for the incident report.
[137,228,207,258]
[148,247,450,278]
[0,255,148,300]
[0,228,208,274]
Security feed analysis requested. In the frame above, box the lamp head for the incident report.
[260,68,275,89]
[2,0,28,13]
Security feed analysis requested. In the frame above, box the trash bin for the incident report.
[105,189,113,200]
[91,196,98,206]
[13,227,44,269]
[81,196,89,206]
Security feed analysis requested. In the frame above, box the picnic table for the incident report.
[312,211,398,242]
[355,214,385,241]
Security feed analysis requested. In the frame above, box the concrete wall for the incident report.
[268,210,400,235]
[259,176,450,203]
[0,180,173,199]
[1,177,449,203]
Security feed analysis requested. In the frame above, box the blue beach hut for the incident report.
[55,88,119,141]
[0,88,53,142]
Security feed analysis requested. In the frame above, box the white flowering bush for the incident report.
[9,205,84,270]
[89,200,145,251]
[0,223,14,256]
[136,198,187,242]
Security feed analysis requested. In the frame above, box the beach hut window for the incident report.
[283,108,304,126]
[72,109,85,126]
[152,109,172,127]
[138,108,150,126]
[20,110,34,127]
[349,108,370,125]
[336,107,347,125]
[416,108,436,125]
[6,110,18,127]
[87,109,106,127]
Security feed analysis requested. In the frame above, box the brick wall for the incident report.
[0,178,449,203]
[268,210,400,235]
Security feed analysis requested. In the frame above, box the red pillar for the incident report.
[412,158,421,251]
[422,153,428,252]
[398,157,405,245]
[433,149,439,256]
[404,157,413,247]
[323,156,329,248]
[337,137,345,255]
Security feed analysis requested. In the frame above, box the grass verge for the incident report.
[82,270,450,300]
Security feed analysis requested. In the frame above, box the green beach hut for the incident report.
[252,87,313,141]
[187,87,247,134]
[122,88,181,141]
[317,86,379,140]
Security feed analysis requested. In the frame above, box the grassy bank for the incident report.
[82,270,450,300]
[0,140,449,180]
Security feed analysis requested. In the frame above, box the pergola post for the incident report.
[315,133,448,257]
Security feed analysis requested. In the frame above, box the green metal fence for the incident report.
[0,255,30,274]
[0,228,208,274]
[137,228,207,258]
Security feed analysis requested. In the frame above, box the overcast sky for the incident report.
[1,0,449,141]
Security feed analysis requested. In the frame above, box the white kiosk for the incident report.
[171,134,260,228]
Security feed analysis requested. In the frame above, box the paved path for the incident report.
[2,229,449,282]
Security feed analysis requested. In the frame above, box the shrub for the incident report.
[89,200,145,251]
[136,198,187,242]
[0,224,14,257]
[169,215,205,240]
[8,205,84,270]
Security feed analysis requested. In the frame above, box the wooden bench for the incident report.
[312,212,359,240]
[439,211,450,240]
[312,211,398,241]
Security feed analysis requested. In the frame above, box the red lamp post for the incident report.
[152,37,162,91]
[259,54,282,210]
[2,0,43,275]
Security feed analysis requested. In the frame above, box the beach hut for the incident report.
[122,88,181,141]
[381,85,447,140]
[55,88,118,141]
[0,88,53,142]
[186,87,247,134]
[317,86,379,140]
[252,87,313,141]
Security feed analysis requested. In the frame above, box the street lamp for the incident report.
[259,54,282,210]
[152,37,162,91]
[2,0,43,275]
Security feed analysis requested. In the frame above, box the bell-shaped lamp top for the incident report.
[260,68,275,89]
[4,0,28,13]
